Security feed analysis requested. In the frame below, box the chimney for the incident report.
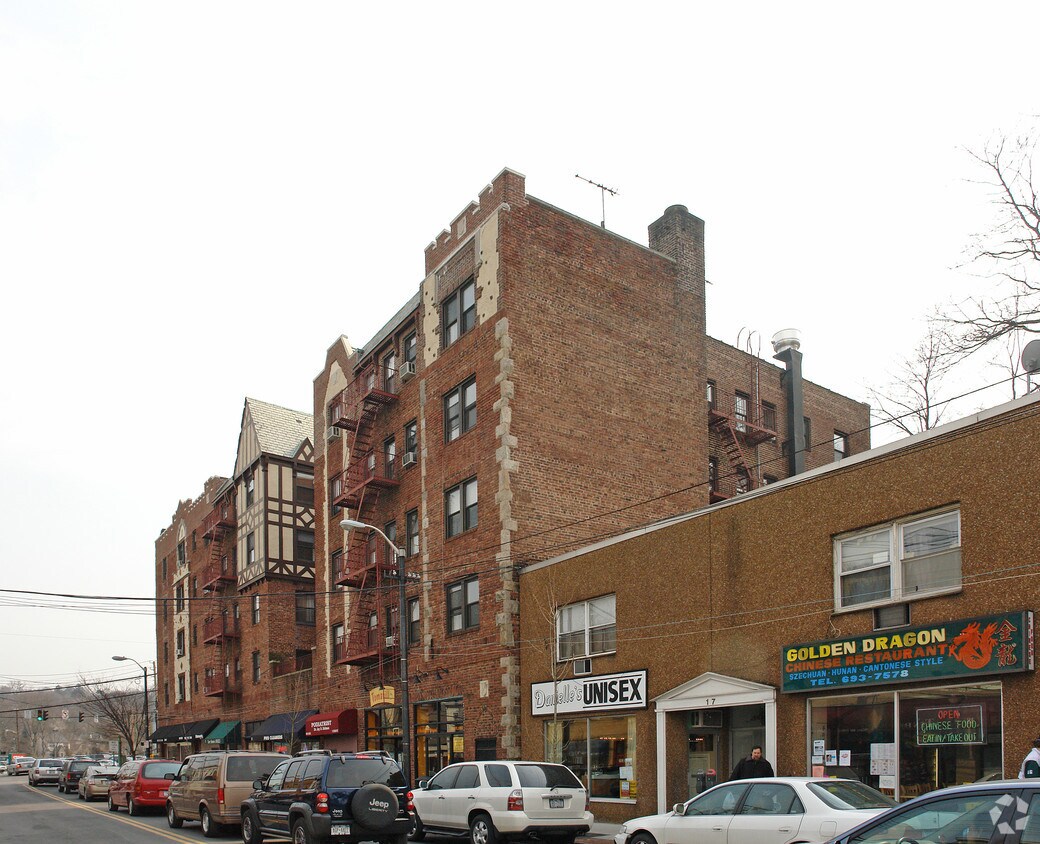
[648,205,706,339]
[771,329,806,476]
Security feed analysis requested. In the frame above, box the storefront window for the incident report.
[545,715,637,800]
[365,707,402,767]
[809,683,1001,801]
[414,698,464,781]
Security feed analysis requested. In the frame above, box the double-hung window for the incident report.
[252,594,261,625]
[734,392,749,432]
[442,279,476,348]
[296,530,314,564]
[332,623,345,662]
[447,576,479,632]
[295,592,315,625]
[445,478,478,537]
[405,420,418,458]
[835,509,961,610]
[557,595,617,660]
[406,509,419,556]
[444,377,477,442]
[834,431,849,462]
[403,332,417,366]
[383,351,397,394]
[384,437,397,479]
[408,597,420,647]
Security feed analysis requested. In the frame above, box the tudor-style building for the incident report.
[153,398,317,756]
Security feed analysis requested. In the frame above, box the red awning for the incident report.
[304,710,358,737]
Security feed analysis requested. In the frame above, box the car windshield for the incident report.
[808,780,896,810]
[515,764,583,789]
[141,762,180,779]
[226,756,286,782]
[40,759,62,767]
[325,758,406,789]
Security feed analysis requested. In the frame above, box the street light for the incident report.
[112,655,149,756]
[341,518,412,785]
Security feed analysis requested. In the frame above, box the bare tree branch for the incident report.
[867,325,955,436]
[77,675,145,756]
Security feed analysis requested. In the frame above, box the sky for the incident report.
[1,1,1038,692]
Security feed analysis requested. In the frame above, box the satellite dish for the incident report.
[1023,339,1040,374]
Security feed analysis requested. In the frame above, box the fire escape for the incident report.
[329,361,401,674]
[708,392,777,503]
[200,494,239,697]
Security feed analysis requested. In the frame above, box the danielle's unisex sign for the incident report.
[531,670,648,716]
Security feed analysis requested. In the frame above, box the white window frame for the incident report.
[834,508,961,612]
[556,594,617,661]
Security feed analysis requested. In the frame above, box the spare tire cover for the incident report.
[351,783,399,829]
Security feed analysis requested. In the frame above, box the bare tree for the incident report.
[867,325,954,436]
[77,677,145,757]
[944,133,1040,355]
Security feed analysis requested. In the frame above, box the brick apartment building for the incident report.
[153,398,317,757]
[520,393,1040,823]
[304,167,871,779]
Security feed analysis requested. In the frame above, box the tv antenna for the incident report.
[575,174,618,228]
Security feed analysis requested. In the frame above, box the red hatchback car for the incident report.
[108,759,181,815]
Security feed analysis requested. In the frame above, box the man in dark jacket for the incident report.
[731,746,774,780]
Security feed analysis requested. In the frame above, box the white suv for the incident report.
[408,761,592,844]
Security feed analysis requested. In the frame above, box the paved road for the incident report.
[0,773,290,844]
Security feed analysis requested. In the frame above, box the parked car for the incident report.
[11,757,36,776]
[78,765,120,801]
[615,777,894,844]
[107,759,180,815]
[165,750,286,837]
[241,751,412,844]
[823,779,1040,844]
[408,760,594,844]
[59,758,96,793]
[28,758,65,786]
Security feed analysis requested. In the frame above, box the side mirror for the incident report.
[417,779,429,789]
[164,773,177,780]
[673,803,685,815]
[252,778,264,791]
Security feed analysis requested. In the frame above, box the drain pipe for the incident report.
[771,329,805,477]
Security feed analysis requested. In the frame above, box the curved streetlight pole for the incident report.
[341,518,411,785]
[112,655,149,757]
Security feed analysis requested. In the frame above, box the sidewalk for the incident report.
[579,822,623,840]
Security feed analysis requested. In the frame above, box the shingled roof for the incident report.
[245,397,313,459]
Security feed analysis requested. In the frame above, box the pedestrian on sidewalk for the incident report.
[730,746,774,780]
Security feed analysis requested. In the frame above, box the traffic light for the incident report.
[35,709,42,721]
[42,710,49,721]
[78,712,84,723]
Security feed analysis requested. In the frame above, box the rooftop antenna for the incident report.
[1022,338,1040,393]
[575,174,618,228]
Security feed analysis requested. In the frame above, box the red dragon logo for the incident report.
[949,622,999,669]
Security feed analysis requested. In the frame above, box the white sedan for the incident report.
[614,778,895,844]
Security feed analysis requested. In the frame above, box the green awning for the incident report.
[204,720,240,744]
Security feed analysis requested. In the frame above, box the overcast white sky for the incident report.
[1,2,1038,692]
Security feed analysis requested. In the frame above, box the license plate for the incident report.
[549,798,564,808]
[331,824,351,836]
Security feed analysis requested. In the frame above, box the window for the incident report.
[834,431,849,462]
[557,595,616,660]
[405,420,418,456]
[296,473,314,507]
[763,474,779,485]
[761,401,777,432]
[386,604,399,638]
[252,594,261,625]
[408,597,420,648]
[545,715,636,800]
[177,541,186,567]
[177,673,185,702]
[445,478,478,537]
[175,584,185,612]
[329,477,342,516]
[296,530,315,564]
[191,576,197,596]
[803,417,812,451]
[193,672,199,693]
[447,576,479,632]
[708,457,718,493]
[245,472,255,506]
[247,532,256,565]
[384,351,397,394]
[366,531,379,566]
[444,377,477,442]
[251,651,260,683]
[835,509,961,610]
[406,509,419,557]
[332,623,345,662]
[442,278,476,348]
[734,392,749,432]
[295,592,315,625]
[161,557,167,582]
[164,683,170,707]
[735,467,750,495]
[192,625,197,646]
[384,437,397,479]
[176,629,185,656]
[331,547,343,579]
[403,332,417,365]
[191,530,197,551]
[162,599,168,621]
[163,642,168,664]
[706,380,716,409]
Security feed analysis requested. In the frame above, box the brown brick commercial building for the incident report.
[520,394,1040,823]
[153,398,317,757]
[305,167,869,779]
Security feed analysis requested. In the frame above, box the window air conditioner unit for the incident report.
[402,451,417,467]
[176,648,185,658]
[690,709,723,728]
[385,635,398,648]
[400,361,416,382]
[325,426,342,441]
[572,658,592,676]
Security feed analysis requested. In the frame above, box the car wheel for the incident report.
[108,795,119,812]
[470,812,498,844]
[127,797,138,816]
[241,810,263,844]
[629,834,658,844]
[201,806,222,838]
[292,819,313,844]
[78,789,84,800]
[410,813,427,841]
[167,802,184,828]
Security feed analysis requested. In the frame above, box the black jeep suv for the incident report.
[241,751,411,844]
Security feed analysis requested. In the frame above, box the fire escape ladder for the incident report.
[713,418,756,491]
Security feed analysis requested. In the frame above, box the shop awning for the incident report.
[246,710,317,742]
[149,724,181,742]
[169,718,220,742]
[304,710,358,737]
[204,720,241,744]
